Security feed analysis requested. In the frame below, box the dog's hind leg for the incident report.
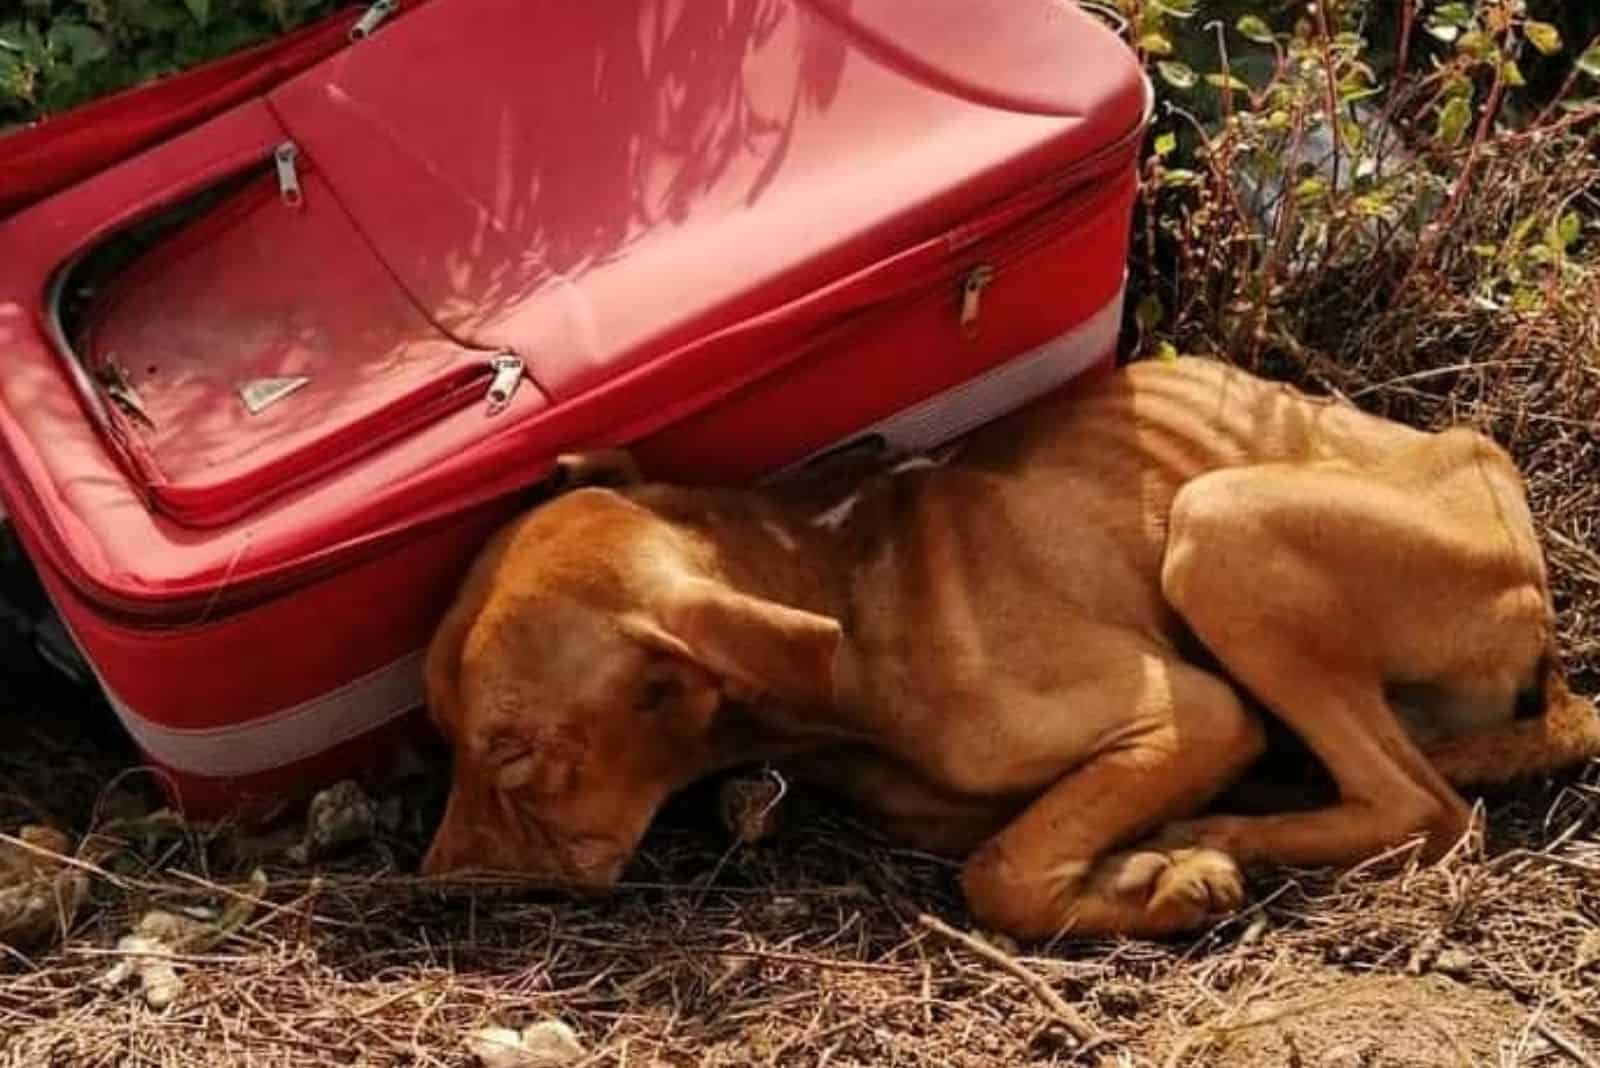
[1157,447,1550,868]
[960,655,1264,940]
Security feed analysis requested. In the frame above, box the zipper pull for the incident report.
[485,353,525,416]
[350,0,398,40]
[274,142,303,209]
[959,264,995,338]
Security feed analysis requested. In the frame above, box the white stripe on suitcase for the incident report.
[777,282,1125,475]
[89,284,1125,777]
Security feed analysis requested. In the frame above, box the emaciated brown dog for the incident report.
[420,357,1600,941]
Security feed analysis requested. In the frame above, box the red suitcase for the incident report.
[0,0,1148,817]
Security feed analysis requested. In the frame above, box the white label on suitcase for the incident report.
[86,283,1125,778]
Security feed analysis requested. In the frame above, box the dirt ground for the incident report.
[1,652,1596,1067]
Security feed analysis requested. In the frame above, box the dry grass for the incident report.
[0,688,1597,1067]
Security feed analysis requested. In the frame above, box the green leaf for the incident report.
[1157,61,1197,90]
[1434,3,1473,28]
[1294,177,1327,201]
[1337,116,1364,150]
[1150,0,1197,19]
[1136,293,1165,331]
[1557,211,1582,249]
[0,50,29,100]
[1205,72,1250,92]
[1456,30,1493,59]
[1436,95,1472,144]
[1160,168,1201,188]
[47,21,110,66]
[1236,15,1274,44]
[1154,340,1180,364]
[1353,192,1394,218]
[1578,41,1600,80]
[1138,32,1174,56]
[1523,21,1562,56]
[1500,58,1526,87]
[1153,130,1177,158]
[181,0,211,27]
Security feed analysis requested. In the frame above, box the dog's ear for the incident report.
[553,449,644,491]
[622,578,841,707]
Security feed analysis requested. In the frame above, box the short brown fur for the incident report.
[421,358,1600,941]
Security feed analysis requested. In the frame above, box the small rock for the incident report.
[1433,947,1474,978]
[467,1021,585,1068]
[288,781,377,863]
[1404,931,1442,975]
[100,869,267,1010]
[1095,980,1146,1017]
[104,933,184,1009]
[468,1027,529,1068]
[519,1021,585,1066]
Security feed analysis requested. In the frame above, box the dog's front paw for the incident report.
[1100,846,1245,932]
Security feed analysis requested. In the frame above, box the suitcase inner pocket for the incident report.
[64,144,538,528]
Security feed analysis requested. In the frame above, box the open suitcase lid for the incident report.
[0,0,1146,611]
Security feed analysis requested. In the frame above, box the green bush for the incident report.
[0,0,341,132]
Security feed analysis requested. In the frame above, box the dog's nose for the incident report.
[1513,684,1545,720]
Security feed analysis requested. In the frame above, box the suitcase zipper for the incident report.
[76,141,530,528]
[349,0,398,41]
[273,142,304,208]
[31,115,1144,620]
[959,264,996,337]
[149,350,525,528]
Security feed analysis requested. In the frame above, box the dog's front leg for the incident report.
[959,658,1264,941]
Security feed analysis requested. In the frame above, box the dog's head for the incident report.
[420,457,841,886]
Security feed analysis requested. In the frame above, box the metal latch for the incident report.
[485,353,525,416]
[274,142,303,209]
[350,0,397,40]
[960,264,995,337]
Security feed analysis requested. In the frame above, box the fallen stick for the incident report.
[1537,1021,1600,1068]
[916,913,1105,1048]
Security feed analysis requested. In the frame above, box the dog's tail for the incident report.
[1424,670,1600,789]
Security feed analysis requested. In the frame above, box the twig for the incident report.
[916,913,1104,1048]
[1537,1020,1600,1068]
